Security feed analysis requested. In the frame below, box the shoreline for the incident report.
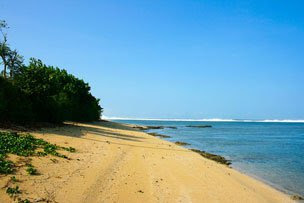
[134,124,303,200]
[234,166,296,198]
[0,121,295,202]
[130,123,304,199]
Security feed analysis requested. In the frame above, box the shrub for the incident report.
[26,164,37,175]
[6,186,21,196]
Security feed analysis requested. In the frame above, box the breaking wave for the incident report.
[102,116,304,123]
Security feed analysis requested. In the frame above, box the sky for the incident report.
[1,0,304,119]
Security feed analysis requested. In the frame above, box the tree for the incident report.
[0,44,10,78]
[7,49,23,78]
[0,20,9,78]
[0,20,11,79]
[0,21,23,79]
[0,20,102,123]
[14,58,102,122]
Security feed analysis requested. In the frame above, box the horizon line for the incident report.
[102,116,304,123]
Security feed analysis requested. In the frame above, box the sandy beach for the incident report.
[0,121,293,203]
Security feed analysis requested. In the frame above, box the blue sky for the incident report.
[1,0,304,119]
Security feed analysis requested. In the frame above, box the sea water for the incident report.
[112,119,304,196]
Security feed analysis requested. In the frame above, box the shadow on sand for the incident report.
[38,121,191,153]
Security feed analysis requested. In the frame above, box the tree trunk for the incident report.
[3,63,6,78]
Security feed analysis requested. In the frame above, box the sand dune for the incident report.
[0,121,292,202]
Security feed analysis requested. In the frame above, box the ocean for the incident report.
[112,119,304,196]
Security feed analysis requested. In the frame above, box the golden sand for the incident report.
[0,121,292,202]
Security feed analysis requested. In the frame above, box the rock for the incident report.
[131,125,148,130]
[190,148,231,165]
[174,141,190,146]
[132,125,177,130]
[291,195,304,200]
[186,125,212,128]
[147,133,171,138]
[145,126,165,130]
[167,126,177,129]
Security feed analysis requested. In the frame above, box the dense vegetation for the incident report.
[0,20,102,123]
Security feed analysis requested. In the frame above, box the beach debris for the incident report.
[190,149,231,165]
[138,190,144,193]
[174,141,190,146]
[186,125,212,128]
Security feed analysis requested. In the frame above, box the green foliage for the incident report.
[36,151,47,157]
[0,77,34,122]
[6,186,21,196]
[1,20,24,79]
[26,164,37,175]
[0,132,75,202]
[1,20,102,123]
[0,156,14,174]
[62,146,76,152]
[0,58,102,123]
[0,131,76,174]
[10,176,18,182]
[19,199,30,203]
[0,20,8,29]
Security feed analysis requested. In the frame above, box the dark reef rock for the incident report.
[174,141,190,146]
[146,126,165,130]
[147,132,171,138]
[132,125,148,130]
[166,126,177,129]
[291,195,304,201]
[186,125,212,128]
[190,149,231,165]
[132,125,177,130]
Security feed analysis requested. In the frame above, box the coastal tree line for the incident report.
[0,20,102,123]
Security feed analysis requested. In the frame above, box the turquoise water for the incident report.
[113,119,304,196]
